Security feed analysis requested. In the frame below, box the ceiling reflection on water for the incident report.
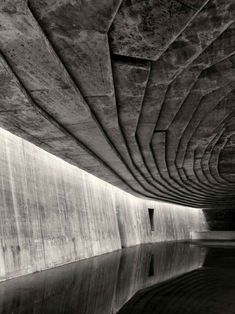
[0,242,206,314]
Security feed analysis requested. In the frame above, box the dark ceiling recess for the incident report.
[0,0,235,208]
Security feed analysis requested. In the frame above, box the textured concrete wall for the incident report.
[0,128,207,281]
[115,189,207,247]
[191,231,235,241]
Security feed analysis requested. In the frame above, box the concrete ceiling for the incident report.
[0,0,235,208]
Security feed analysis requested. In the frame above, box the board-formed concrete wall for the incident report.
[115,189,207,247]
[0,128,207,281]
[191,231,235,241]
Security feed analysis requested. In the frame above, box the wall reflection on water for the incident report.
[0,242,207,314]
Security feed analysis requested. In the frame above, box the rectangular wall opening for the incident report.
[148,254,155,277]
[148,208,155,231]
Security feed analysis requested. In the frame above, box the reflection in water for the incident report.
[0,242,206,314]
[119,244,235,314]
[113,243,206,313]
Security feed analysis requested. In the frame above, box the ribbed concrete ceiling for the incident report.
[0,0,235,208]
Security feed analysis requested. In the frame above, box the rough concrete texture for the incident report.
[0,0,235,208]
[191,231,235,240]
[0,128,206,281]
[110,0,205,60]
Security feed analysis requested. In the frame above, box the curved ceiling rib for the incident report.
[0,0,235,208]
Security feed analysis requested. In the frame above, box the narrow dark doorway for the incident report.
[148,254,155,277]
[116,207,126,248]
[148,208,154,231]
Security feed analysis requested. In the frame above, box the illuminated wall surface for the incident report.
[0,128,207,281]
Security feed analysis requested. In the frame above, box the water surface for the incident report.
[1,241,233,313]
